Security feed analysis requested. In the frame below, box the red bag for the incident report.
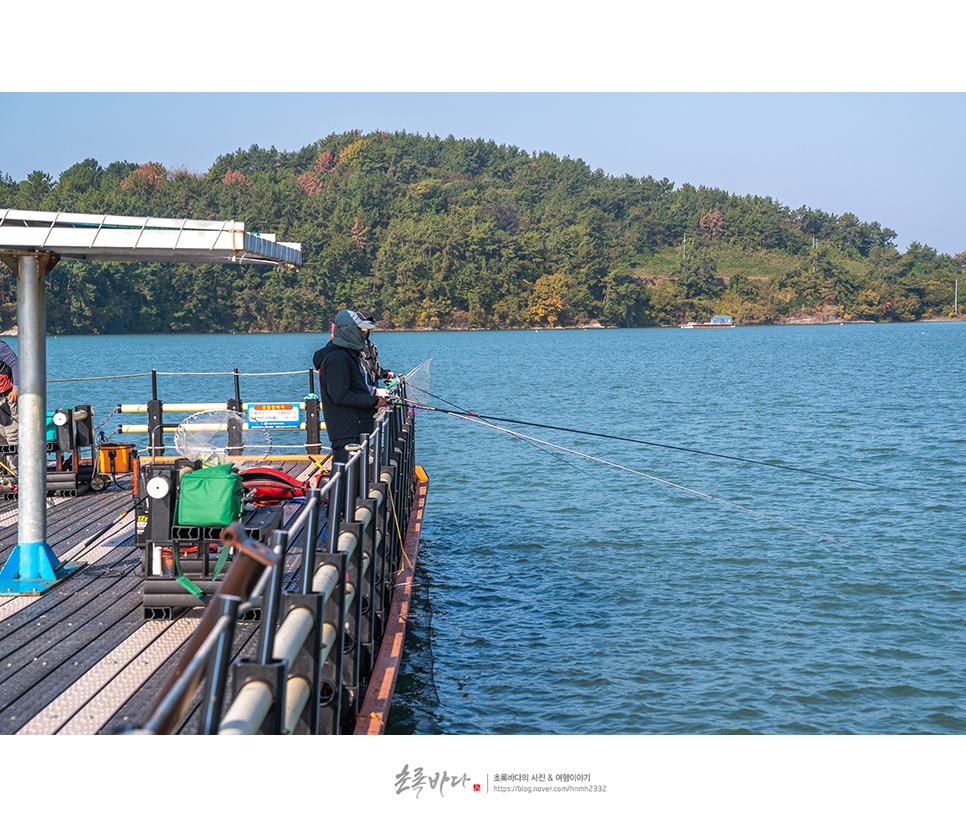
[239,467,309,503]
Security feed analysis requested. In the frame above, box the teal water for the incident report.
[27,323,966,734]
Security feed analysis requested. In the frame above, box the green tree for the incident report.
[18,170,55,209]
[673,251,724,300]
[600,269,651,326]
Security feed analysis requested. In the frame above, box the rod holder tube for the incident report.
[312,563,340,601]
[283,677,312,735]
[219,680,274,735]
[272,606,316,668]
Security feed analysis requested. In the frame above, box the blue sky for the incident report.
[2,92,962,256]
[2,5,963,257]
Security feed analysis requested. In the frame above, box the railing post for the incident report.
[368,478,390,641]
[279,592,326,734]
[199,594,241,734]
[383,455,401,575]
[304,395,322,455]
[340,519,364,729]
[301,490,323,595]
[356,491,378,674]
[226,368,243,456]
[358,432,370,499]
[328,463,345,553]
[228,657,287,735]
[382,463,398,577]
[257,529,288,665]
[318,547,348,734]
[147,370,165,456]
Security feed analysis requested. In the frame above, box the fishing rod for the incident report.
[0,457,58,507]
[401,397,899,493]
[60,492,148,567]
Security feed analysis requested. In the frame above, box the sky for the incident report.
[1,5,964,258]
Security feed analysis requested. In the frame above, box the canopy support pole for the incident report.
[0,252,80,595]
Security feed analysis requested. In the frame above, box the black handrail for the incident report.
[138,390,417,735]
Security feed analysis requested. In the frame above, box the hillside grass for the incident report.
[631,245,878,286]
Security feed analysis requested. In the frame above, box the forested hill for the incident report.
[1,130,963,334]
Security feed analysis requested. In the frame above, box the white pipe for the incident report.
[272,607,315,667]
[117,422,310,433]
[337,530,358,556]
[312,563,340,600]
[218,680,273,735]
[319,622,337,666]
[119,402,306,413]
[283,677,311,734]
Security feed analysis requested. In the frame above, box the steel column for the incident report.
[17,253,45,543]
[0,253,80,595]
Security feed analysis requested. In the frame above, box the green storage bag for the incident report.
[176,464,243,527]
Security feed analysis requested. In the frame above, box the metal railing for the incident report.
[136,390,417,735]
[116,367,324,456]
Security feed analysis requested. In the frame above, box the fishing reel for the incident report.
[377,386,401,407]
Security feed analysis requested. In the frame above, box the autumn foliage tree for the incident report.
[699,208,724,241]
[222,169,252,188]
[315,150,336,173]
[351,217,368,248]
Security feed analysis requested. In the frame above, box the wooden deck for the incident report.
[0,460,315,735]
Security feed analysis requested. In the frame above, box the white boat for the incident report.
[681,315,735,329]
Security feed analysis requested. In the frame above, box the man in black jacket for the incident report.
[357,312,394,388]
[313,310,389,464]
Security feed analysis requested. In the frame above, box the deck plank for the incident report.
[0,460,319,735]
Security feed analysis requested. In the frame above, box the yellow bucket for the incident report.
[98,443,137,474]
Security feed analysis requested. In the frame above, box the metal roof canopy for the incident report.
[0,208,302,595]
[0,208,302,266]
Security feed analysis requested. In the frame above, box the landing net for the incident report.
[399,359,431,410]
[174,409,273,466]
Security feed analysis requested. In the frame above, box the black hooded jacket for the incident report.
[313,341,380,447]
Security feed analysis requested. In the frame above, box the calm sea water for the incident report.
[27,323,966,735]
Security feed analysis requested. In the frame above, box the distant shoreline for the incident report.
[4,315,963,339]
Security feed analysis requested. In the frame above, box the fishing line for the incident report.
[405,381,964,512]
[403,396,899,492]
[405,377,966,598]
[452,411,966,605]
[402,379,613,488]
[405,377,966,644]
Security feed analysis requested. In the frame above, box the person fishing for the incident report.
[0,339,20,471]
[313,310,389,465]
[358,311,395,391]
